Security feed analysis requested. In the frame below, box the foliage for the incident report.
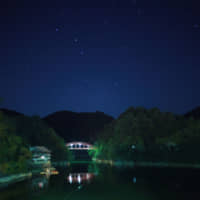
[0,112,31,174]
[12,115,72,161]
[0,112,73,165]
[95,107,200,163]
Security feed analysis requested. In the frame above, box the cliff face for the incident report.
[43,110,114,142]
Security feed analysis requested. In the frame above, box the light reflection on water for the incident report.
[1,164,200,200]
[31,176,49,191]
[67,173,95,184]
[31,166,59,193]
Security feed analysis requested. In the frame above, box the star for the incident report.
[56,28,60,32]
[103,19,109,25]
[193,24,199,29]
[137,8,144,16]
[131,0,137,5]
[80,50,84,56]
[114,82,119,87]
[74,38,79,43]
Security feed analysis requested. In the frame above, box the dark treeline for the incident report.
[1,106,200,174]
[94,107,200,164]
[0,112,31,175]
[0,110,72,175]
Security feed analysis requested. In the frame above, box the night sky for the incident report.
[0,0,200,118]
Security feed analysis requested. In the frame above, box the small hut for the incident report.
[30,146,51,164]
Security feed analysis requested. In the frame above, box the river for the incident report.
[1,163,200,200]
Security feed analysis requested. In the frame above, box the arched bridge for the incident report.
[66,142,95,150]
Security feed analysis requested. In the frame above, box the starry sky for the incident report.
[0,0,200,118]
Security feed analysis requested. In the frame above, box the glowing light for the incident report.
[78,185,82,190]
[86,173,89,179]
[38,182,44,188]
[77,174,81,184]
[51,170,59,175]
[133,177,137,183]
[41,155,45,160]
[131,145,136,149]
[69,175,73,184]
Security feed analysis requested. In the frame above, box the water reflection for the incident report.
[2,164,200,200]
[40,167,59,178]
[31,176,49,192]
[133,177,137,183]
[67,173,95,184]
[31,166,59,192]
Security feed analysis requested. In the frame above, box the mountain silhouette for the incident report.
[43,110,114,142]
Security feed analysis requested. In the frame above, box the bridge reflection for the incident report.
[67,173,95,184]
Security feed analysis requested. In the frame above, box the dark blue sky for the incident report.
[0,0,200,117]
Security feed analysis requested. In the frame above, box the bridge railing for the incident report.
[66,142,96,150]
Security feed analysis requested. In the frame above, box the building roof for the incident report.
[30,146,51,154]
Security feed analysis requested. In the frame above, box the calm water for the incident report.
[1,164,200,200]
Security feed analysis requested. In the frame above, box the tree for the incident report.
[12,115,72,161]
[0,112,31,174]
[94,106,200,163]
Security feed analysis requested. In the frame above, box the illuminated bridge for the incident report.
[66,142,95,150]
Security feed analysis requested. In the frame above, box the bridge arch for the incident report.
[66,141,95,150]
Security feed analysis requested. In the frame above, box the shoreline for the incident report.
[1,160,200,189]
[95,159,200,169]
[0,172,32,189]
[135,161,200,168]
[52,159,200,169]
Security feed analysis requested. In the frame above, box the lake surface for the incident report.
[1,163,200,200]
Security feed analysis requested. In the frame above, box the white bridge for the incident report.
[66,141,95,150]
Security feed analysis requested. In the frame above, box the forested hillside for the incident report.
[0,110,72,175]
[0,111,31,175]
[94,107,200,163]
